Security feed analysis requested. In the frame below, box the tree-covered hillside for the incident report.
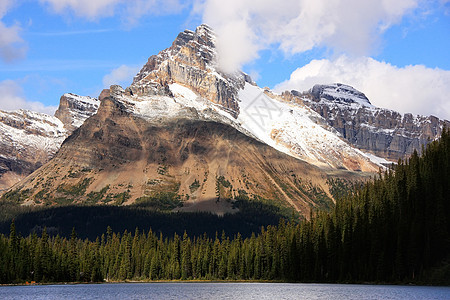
[0,129,448,284]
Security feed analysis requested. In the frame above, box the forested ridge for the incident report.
[0,129,448,284]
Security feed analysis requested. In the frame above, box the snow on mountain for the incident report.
[298,84,449,160]
[236,83,380,171]
[54,93,100,132]
[0,93,100,191]
[0,109,67,190]
[309,83,372,107]
[0,109,66,158]
[126,24,384,172]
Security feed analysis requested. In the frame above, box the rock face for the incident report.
[309,83,371,106]
[0,94,99,191]
[297,84,449,160]
[7,88,342,218]
[131,24,249,117]
[54,93,100,133]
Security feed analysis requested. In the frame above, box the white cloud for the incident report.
[199,0,419,72]
[39,0,121,19]
[39,0,188,23]
[0,22,26,62]
[0,0,27,62]
[123,0,187,26]
[274,56,450,121]
[102,65,140,88]
[0,79,57,115]
[0,0,12,16]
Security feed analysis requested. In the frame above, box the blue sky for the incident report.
[0,0,449,120]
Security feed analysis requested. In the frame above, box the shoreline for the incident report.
[1,279,433,287]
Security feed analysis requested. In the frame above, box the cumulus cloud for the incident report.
[0,80,57,115]
[39,0,188,23]
[274,56,450,121]
[0,0,27,62]
[199,0,419,72]
[102,65,140,88]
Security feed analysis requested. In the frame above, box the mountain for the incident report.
[2,25,365,218]
[0,94,99,191]
[5,85,342,217]
[54,93,100,133]
[128,24,382,172]
[294,83,449,160]
[2,24,447,218]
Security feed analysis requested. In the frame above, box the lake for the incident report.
[1,282,449,299]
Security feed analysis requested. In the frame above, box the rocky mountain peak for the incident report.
[130,24,246,117]
[132,24,217,85]
[54,93,100,133]
[298,84,449,160]
[172,24,216,54]
[308,83,372,106]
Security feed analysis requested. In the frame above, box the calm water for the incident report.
[0,282,449,300]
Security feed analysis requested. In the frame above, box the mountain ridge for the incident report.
[1,24,448,217]
[0,94,99,191]
[5,87,343,218]
[294,83,449,160]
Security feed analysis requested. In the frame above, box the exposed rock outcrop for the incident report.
[296,84,449,160]
[54,93,100,133]
[132,24,250,118]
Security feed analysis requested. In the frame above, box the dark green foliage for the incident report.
[189,179,200,193]
[216,176,233,200]
[113,191,131,205]
[217,176,231,188]
[57,178,93,196]
[0,201,35,221]
[1,189,30,203]
[0,130,447,284]
[86,185,110,204]
[157,165,168,175]
[0,200,286,241]
[134,192,182,210]
[233,191,301,222]
[327,178,361,201]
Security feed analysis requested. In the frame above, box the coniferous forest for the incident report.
[0,129,449,284]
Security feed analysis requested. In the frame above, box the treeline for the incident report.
[0,129,448,284]
[0,197,290,240]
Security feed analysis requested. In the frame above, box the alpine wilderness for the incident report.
[0,22,449,288]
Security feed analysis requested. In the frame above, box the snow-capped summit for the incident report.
[130,24,251,118]
[309,83,372,107]
[54,93,100,132]
[0,109,66,190]
[299,84,449,160]
[100,25,384,172]
[0,93,99,190]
